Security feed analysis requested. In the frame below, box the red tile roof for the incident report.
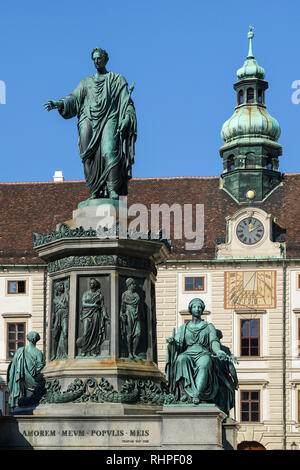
[0,174,299,264]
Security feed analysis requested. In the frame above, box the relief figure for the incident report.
[120,278,142,359]
[50,279,69,360]
[76,278,109,356]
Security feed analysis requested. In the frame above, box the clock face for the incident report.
[236,217,264,245]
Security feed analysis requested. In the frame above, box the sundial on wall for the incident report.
[224,270,276,309]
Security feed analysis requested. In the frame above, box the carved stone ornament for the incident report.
[48,254,157,275]
[40,377,173,405]
[33,223,97,247]
[33,222,171,250]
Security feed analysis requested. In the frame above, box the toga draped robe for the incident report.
[58,71,137,197]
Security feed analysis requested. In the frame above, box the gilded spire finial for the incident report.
[247,25,254,58]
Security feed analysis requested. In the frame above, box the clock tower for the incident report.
[219,26,283,203]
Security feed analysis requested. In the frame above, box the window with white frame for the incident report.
[7,280,26,294]
[184,276,205,292]
[240,390,260,422]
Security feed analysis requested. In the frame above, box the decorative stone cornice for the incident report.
[1,313,32,318]
[33,222,171,251]
[47,254,157,275]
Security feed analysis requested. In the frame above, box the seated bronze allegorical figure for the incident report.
[165,298,238,414]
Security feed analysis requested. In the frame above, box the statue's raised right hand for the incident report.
[43,100,59,111]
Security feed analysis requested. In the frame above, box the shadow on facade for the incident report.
[0,416,33,449]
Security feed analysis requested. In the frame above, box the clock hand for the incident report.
[249,224,262,233]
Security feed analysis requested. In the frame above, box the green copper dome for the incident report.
[237,57,265,81]
[221,106,281,143]
[219,26,283,204]
[236,26,265,80]
[221,26,281,144]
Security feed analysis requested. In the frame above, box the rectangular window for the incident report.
[298,390,300,422]
[7,323,26,359]
[7,280,26,294]
[298,319,300,357]
[184,276,205,291]
[241,390,260,422]
[240,319,260,356]
[298,274,300,290]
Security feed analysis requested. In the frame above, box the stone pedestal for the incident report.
[0,404,238,450]
[159,405,226,450]
[32,200,170,397]
[222,418,239,450]
[65,198,130,231]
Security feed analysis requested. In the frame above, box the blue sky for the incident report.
[0,0,300,182]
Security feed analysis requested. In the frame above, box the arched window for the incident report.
[247,88,254,103]
[238,90,244,105]
[266,156,273,170]
[258,89,263,104]
[237,441,266,451]
[245,152,256,168]
[227,155,235,171]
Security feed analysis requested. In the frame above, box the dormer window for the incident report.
[238,90,244,105]
[247,88,255,103]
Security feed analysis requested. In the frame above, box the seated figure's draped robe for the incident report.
[166,321,220,402]
[59,71,137,197]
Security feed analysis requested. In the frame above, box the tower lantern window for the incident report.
[228,155,235,171]
[238,90,244,105]
[266,156,273,170]
[247,88,255,103]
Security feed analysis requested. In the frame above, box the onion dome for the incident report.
[219,26,283,204]
[220,26,281,145]
[236,26,265,80]
[221,106,281,143]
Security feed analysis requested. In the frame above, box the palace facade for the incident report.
[1,30,300,450]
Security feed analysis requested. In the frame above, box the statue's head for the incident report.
[27,331,40,345]
[90,277,100,290]
[91,47,109,70]
[56,281,64,294]
[188,298,205,317]
[126,277,136,291]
